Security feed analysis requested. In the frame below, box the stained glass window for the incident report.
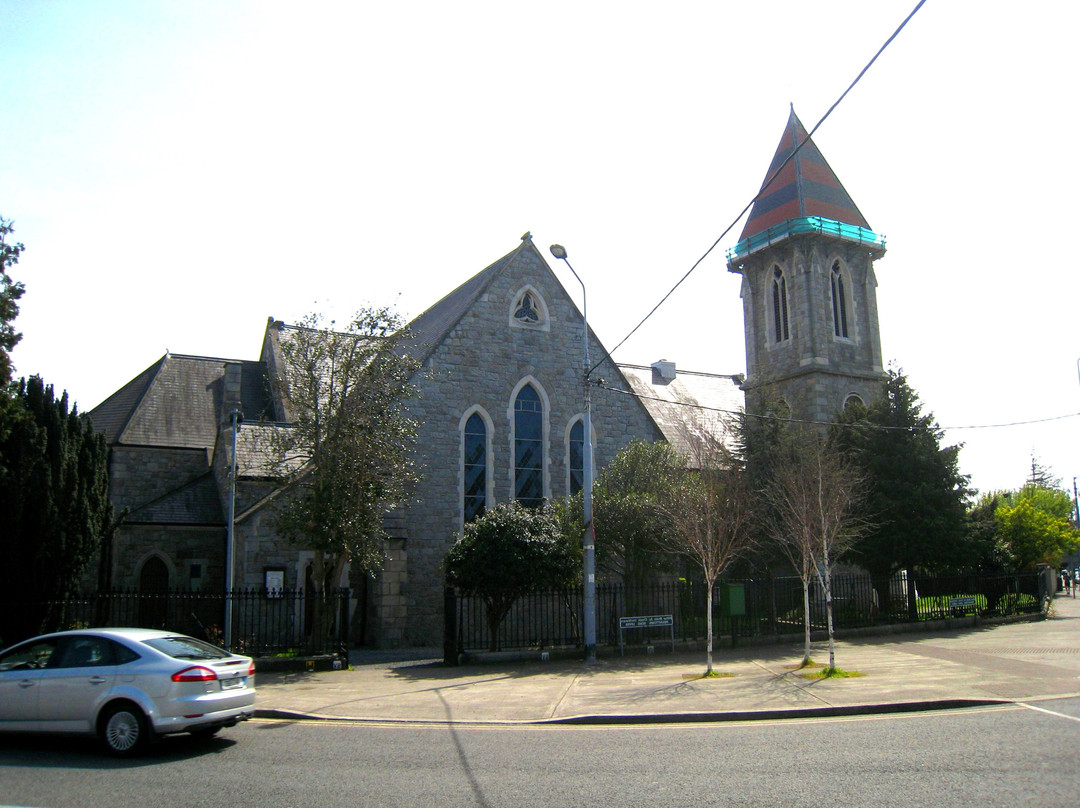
[514,386,544,508]
[463,413,487,522]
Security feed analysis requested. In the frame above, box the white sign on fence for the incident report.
[618,614,675,655]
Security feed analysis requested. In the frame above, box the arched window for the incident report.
[831,260,850,338]
[514,385,544,508]
[771,266,790,343]
[568,419,584,496]
[843,393,865,412]
[463,412,488,522]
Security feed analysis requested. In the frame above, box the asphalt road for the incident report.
[2,697,1079,807]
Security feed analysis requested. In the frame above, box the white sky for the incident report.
[3,1,1079,497]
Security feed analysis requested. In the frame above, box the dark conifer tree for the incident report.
[0,377,117,644]
[833,368,969,617]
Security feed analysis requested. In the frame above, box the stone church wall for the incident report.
[739,239,885,424]
[392,249,660,646]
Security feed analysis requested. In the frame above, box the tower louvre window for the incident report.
[831,261,849,338]
[771,266,790,343]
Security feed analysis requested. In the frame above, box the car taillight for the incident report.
[172,666,218,682]
[248,661,255,676]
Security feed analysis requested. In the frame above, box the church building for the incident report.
[89,108,886,648]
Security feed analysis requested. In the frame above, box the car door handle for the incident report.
[17,679,35,688]
[88,676,107,684]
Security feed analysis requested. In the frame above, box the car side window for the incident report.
[109,639,141,666]
[0,639,59,671]
[55,636,113,668]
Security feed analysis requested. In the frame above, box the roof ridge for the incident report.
[403,236,538,366]
[88,355,167,443]
[161,352,252,364]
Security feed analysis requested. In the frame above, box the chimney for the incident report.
[651,360,676,382]
[221,361,244,429]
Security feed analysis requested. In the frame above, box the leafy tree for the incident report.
[0,216,25,391]
[833,368,969,616]
[654,430,757,676]
[762,426,865,671]
[0,377,117,645]
[444,503,577,651]
[264,308,420,642]
[995,485,1079,570]
[963,493,1008,573]
[590,439,681,588]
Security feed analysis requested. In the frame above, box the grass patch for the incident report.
[682,671,735,680]
[799,667,864,680]
[783,659,824,671]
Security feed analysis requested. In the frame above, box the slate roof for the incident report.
[617,363,743,459]
[125,470,224,526]
[264,322,384,425]
[235,422,305,479]
[89,354,272,448]
[738,107,872,243]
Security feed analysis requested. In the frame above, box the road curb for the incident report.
[253,698,1011,727]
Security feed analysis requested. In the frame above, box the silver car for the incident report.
[0,627,256,755]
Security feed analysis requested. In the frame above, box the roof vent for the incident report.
[651,360,676,382]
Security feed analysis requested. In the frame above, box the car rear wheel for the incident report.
[101,703,150,757]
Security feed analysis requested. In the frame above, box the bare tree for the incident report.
[763,427,865,672]
[655,428,757,676]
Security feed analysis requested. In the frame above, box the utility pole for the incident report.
[550,244,597,663]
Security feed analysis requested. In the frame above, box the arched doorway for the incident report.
[138,556,169,629]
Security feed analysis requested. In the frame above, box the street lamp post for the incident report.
[225,408,241,649]
[550,244,597,663]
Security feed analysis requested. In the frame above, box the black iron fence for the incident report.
[445,571,1048,658]
[9,588,351,656]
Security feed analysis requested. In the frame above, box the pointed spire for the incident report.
[738,107,872,243]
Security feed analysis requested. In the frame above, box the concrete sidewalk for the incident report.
[252,593,1080,725]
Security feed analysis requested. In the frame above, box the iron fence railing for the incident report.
[445,572,1048,658]
[7,587,351,656]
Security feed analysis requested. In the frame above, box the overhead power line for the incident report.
[598,381,1080,434]
[592,0,928,377]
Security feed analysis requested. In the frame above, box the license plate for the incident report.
[220,677,245,690]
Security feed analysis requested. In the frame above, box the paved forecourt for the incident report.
[253,594,1080,725]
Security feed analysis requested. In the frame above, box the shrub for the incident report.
[995,592,1039,615]
[915,594,987,619]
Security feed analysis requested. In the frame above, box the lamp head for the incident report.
[549,244,567,260]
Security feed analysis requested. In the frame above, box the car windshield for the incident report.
[142,636,232,660]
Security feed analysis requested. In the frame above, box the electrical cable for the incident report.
[589,0,928,378]
[596,380,1080,434]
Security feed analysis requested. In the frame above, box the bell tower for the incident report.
[727,107,887,423]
